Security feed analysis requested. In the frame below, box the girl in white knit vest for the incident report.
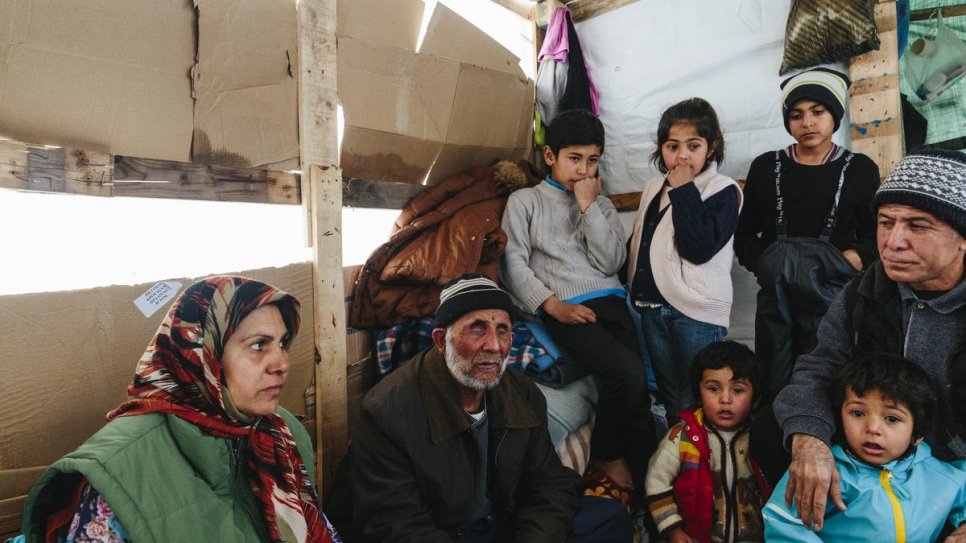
[626,98,742,425]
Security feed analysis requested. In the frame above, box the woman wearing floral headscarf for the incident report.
[18,276,341,543]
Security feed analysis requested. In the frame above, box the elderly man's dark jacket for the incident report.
[351,347,579,542]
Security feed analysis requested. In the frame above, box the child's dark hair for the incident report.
[690,340,761,406]
[832,354,937,441]
[648,97,725,174]
[546,109,605,156]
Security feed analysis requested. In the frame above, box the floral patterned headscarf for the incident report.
[108,276,337,543]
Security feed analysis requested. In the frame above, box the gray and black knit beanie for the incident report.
[434,273,516,328]
[780,67,851,133]
[873,149,966,235]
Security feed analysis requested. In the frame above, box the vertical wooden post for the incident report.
[297,0,346,492]
[849,0,903,179]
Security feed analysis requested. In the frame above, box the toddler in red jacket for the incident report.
[645,341,769,543]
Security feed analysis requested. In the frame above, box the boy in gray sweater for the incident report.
[501,109,656,501]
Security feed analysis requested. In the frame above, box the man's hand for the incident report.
[786,434,846,531]
[667,527,693,543]
[666,163,697,189]
[542,296,596,324]
[945,524,966,542]
[573,175,601,213]
[841,248,862,271]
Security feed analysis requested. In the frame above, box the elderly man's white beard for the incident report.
[444,332,508,391]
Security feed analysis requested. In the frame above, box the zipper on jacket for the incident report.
[710,427,739,543]
[230,438,272,541]
[879,469,906,543]
[903,306,915,358]
[230,438,244,484]
[493,428,509,468]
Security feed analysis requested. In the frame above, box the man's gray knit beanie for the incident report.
[873,149,966,235]
[434,273,515,328]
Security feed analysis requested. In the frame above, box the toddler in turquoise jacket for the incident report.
[764,353,966,542]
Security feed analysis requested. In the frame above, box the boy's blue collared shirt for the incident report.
[544,176,570,193]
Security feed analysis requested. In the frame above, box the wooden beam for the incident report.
[490,0,535,19]
[343,177,424,209]
[0,139,300,204]
[308,164,348,496]
[113,157,299,204]
[567,0,639,22]
[608,191,642,212]
[849,1,903,179]
[0,137,442,210]
[910,4,966,21]
[298,0,345,494]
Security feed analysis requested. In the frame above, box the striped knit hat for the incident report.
[780,67,851,133]
[873,149,966,235]
[434,273,516,327]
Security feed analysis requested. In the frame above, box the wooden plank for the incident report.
[911,4,966,21]
[112,157,300,204]
[25,145,66,193]
[309,165,348,496]
[850,115,903,140]
[567,0,639,22]
[849,1,903,178]
[850,72,900,95]
[298,0,344,493]
[343,177,424,209]
[490,0,534,18]
[0,138,300,204]
[0,140,29,191]
[298,0,340,248]
[608,191,642,212]
[873,0,898,28]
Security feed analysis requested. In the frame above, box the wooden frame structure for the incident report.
[0,0,913,495]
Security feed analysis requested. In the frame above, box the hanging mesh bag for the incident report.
[780,0,880,75]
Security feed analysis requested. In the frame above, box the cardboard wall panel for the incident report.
[337,2,536,185]
[192,0,299,168]
[0,0,195,161]
[338,37,460,144]
[418,2,524,78]
[337,0,424,49]
[0,263,316,478]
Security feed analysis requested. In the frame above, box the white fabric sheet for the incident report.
[576,0,852,194]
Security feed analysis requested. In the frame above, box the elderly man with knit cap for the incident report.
[767,149,966,538]
[350,273,580,542]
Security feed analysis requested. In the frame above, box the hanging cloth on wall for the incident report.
[535,7,600,130]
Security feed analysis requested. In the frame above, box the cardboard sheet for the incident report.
[192,0,299,168]
[0,0,195,161]
[0,263,316,497]
[337,2,534,185]
[0,0,534,182]
[337,0,425,51]
[419,2,525,79]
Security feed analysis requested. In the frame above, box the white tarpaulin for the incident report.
[576,0,852,194]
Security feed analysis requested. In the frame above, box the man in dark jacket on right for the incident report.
[770,149,966,541]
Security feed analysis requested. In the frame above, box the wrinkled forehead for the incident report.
[876,203,945,225]
[449,308,512,329]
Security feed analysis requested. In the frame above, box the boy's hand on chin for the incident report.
[574,175,601,213]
